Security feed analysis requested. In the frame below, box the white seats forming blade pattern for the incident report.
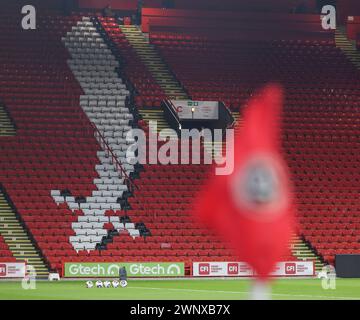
[51,17,140,252]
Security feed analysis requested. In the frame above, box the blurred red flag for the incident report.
[195,84,295,279]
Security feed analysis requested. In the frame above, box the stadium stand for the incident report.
[0,11,242,275]
[0,12,94,275]
[0,235,16,263]
[149,30,360,265]
[335,27,360,68]
[118,25,189,100]
[97,17,168,108]
[0,186,48,275]
[6,1,360,276]
[71,18,240,263]
[1,10,302,275]
[95,18,310,266]
[59,16,141,251]
[0,12,142,273]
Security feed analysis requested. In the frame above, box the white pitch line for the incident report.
[128,286,360,300]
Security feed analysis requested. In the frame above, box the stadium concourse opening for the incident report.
[2,0,360,308]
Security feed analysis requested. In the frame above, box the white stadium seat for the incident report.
[56,18,139,251]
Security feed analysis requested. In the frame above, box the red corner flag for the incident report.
[195,84,295,280]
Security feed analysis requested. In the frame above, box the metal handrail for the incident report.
[163,99,182,129]
[91,122,138,192]
[221,101,236,129]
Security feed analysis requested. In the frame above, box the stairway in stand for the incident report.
[291,234,323,272]
[119,25,243,151]
[0,191,49,278]
[139,109,242,155]
[139,108,171,134]
[0,102,16,136]
[120,25,189,100]
[335,27,360,68]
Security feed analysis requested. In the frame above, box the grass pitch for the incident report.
[0,278,360,300]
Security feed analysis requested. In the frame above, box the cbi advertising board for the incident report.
[171,100,219,120]
[63,262,185,278]
[193,261,315,277]
[0,262,26,278]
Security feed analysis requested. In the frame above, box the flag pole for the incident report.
[249,279,271,300]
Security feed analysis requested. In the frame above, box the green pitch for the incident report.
[0,278,359,300]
